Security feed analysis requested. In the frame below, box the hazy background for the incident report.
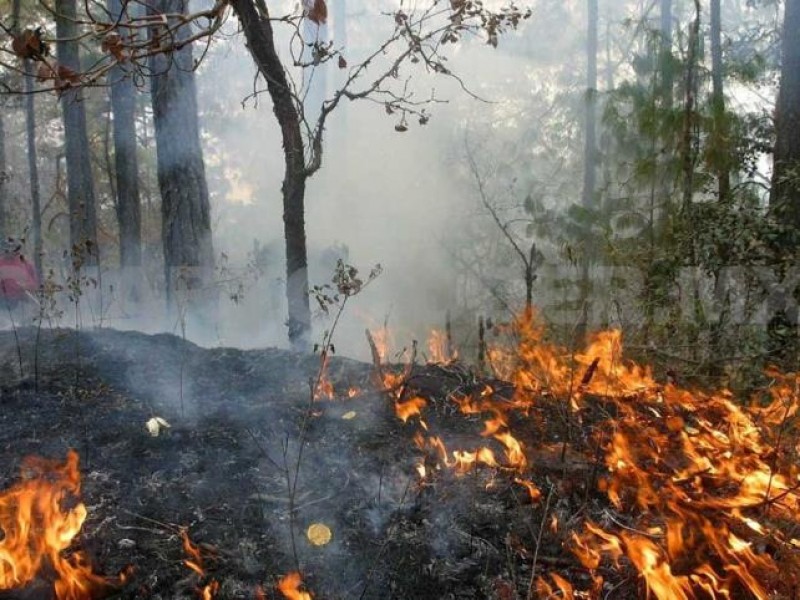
[0,0,781,361]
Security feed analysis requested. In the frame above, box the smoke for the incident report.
[181,2,557,358]
[1,0,587,358]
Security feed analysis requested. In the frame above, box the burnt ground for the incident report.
[0,327,601,600]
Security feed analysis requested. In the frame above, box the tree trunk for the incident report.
[660,0,673,109]
[707,0,732,376]
[582,0,598,209]
[108,0,142,269]
[710,0,731,204]
[767,0,800,365]
[25,60,43,276]
[682,0,702,362]
[148,0,214,310]
[681,1,701,216]
[55,0,99,266]
[12,0,42,273]
[576,0,598,341]
[771,0,800,231]
[0,110,6,244]
[0,0,21,244]
[640,0,674,345]
[229,0,312,350]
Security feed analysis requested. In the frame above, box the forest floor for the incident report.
[0,327,598,600]
[1,325,794,600]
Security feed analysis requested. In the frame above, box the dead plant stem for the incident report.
[527,482,554,599]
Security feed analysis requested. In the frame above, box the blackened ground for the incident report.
[0,327,597,600]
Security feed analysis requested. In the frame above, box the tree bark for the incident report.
[766,0,800,365]
[25,60,43,276]
[55,0,99,266]
[710,0,731,204]
[582,0,598,209]
[108,0,142,269]
[576,0,598,341]
[0,109,6,244]
[229,0,312,349]
[148,0,214,308]
[0,0,21,244]
[771,0,800,232]
[11,0,42,273]
[660,0,673,109]
[681,1,701,216]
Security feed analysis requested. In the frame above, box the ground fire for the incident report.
[0,451,124,599]
[0,313,798,598]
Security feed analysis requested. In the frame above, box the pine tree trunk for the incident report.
[25,60,43,275]
[708,0,732,376]
[148,0,214,309]
[582,0,598,209]
[710,0,731,204]
[660,0,673,108]
[12,0,41,272]
[0,111,6,243]
[108,0,142,269]
[771,0,800,231]
[55,0,99,266]
[577,0,598,341]
[230,0,312,350]
[767,0,800,365]
[642,0,674,345]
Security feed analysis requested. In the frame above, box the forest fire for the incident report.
[0,313,798,599]
[0,0,797,594]
[379,311,800,598]
[0,451,122,599]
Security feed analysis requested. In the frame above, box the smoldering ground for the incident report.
[0,325,548,599]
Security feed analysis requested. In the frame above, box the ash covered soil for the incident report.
[0,328,587,600]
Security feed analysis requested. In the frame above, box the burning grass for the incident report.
[0,316,797,599]
[0,451,125,599]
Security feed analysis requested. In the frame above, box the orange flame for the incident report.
[387,309,800,597]
[426,329,456,364]
[395,396,427,422]
[181,529,220,599]
[278,571,312,600]
[313,352,335,400]
[535,572,574,599]
[0,450,123,599]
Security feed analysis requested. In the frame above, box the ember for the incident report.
[278,571,312,600]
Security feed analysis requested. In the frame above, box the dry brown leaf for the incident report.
[101,32,127,62]
[11,29,47,60]
[307,0,328,24]
[56,64,80,83]
[36,62,53,82]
